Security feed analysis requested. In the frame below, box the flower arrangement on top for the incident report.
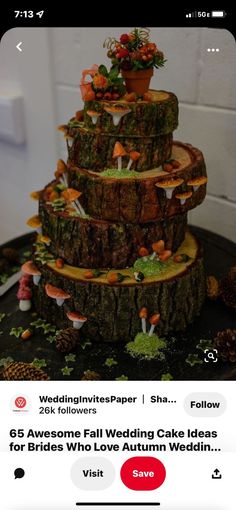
[104,28,165,72]
[80,28,166,101]
[104,27,166,95]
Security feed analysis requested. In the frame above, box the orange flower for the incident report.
[93,73,108,90]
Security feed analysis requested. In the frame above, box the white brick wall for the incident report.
[51,27,236,242]
[0,27,236,243]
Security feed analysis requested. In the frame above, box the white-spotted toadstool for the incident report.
[139,307,148,333]
[26,215,42,234]
[67,311,87,330]
[113,142,128,171]
[187,176,207,192]
[175,191,193,205]
[127,151,141,170]
[21,261,41,286]
[149,313,161,336]
[86,110,101,125]
[104,105,131,126]
[155,178,184,200]
[45,283,71,307]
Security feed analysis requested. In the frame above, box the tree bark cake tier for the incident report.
[82,90,178,136]
[39,194,187,268]
[32,231,205,343]
[66,125,172,172]
[69,142,207,223]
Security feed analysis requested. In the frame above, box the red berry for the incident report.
[117,48,129,59]
[55,258,64,269]
[112,93,120,100]
[120,34,130,44]
[103,92,112,100]
[163,163,173,173]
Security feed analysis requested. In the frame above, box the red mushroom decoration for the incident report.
[21,261,41,286]
[149,313,160,336]
[17,275,32,311]
[67,311,87,330]
[45,283,70,307]
[127,151,140,170]
[113,142,128,171]
[139,307,148,333]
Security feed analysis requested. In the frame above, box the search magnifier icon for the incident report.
[204,349,218,363]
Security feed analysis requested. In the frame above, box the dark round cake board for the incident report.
[0,227,235,381]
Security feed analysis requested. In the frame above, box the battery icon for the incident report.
[211,10,226,17]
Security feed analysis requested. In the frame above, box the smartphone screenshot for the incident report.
[0,7,235,510]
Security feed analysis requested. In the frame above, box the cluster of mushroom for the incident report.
[156,175,207,205]
[113,141,140,171]
[139,307,160,337]
[45,284,87,329]
[138,239,172,263]
[86,104,131,127]
[53,160,86,216]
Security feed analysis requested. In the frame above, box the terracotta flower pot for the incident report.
[121,68,153,95]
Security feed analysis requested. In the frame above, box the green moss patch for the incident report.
[100,168,138,178]
[133,257,173,277]
[126,332,166,360]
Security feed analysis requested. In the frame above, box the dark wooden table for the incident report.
[0,227,236,380]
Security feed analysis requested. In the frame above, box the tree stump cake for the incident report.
[22,32,207,344]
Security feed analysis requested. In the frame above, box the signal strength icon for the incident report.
[186,13,192,17]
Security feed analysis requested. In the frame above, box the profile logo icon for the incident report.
[15,397,27,409]
[11,395,30,412]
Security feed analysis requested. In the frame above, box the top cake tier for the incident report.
[84,90,178,136]
[82,90,178,137]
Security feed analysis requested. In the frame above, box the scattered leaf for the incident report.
[104,357,118,368]
[0,356,14,367]
[46,334,57,344]
[196,339,213,352]
[32,358,47,368]
[30,318,57,334]
[65,354,76,363]
[161,373,174,381]
[80,339,92,350]
[115,375,128,381]
[10,327,24,338]
[0,313,6,323]
[185,353,203,367]
[61,366,74,376]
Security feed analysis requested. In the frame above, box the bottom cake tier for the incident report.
[32,230,205,342]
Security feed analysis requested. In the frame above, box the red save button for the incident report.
[120,456,166,491]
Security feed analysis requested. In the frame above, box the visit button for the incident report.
[120,456,166,490]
